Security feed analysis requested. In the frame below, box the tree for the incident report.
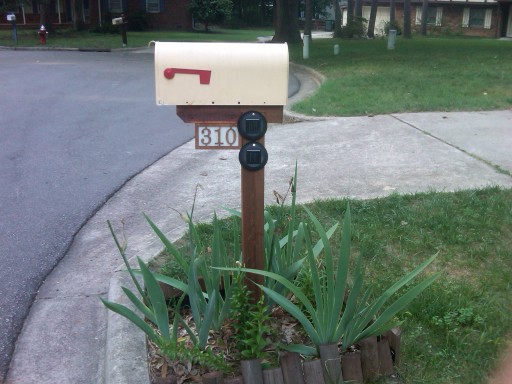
[420,0,428,35]
[36,0,56,30]
[389,0,395,23]
[303,0,313,38]
[403,0,411,38]
[354,0,362,19]
[332,0,343,37]
[70,0,86,30]
[272,0,301,43]
[190,0,233,31]
[344,0,355,37]
[346,0,354,26]
[366,0,377,38]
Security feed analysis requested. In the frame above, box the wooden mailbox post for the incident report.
[155,42,289,300]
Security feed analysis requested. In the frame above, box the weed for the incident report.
[230,267,274,361]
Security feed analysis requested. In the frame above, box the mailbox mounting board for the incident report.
[155,42,289,106]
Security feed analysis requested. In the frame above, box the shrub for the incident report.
[190,0,233,31]
[127,10,149,31]
[384,19,402,35]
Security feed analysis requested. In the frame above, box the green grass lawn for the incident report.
[154,187,512,383]
[307,188,512,383]
[289,37,512,116]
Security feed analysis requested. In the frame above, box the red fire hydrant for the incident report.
[38,25,48,44]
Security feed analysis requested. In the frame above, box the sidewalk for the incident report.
[4,62,512,384]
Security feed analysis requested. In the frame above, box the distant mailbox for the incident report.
[112,17,123,25]
[7,14,16,21]
[155,42,289,106]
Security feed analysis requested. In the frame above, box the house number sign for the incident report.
[195,122,241,150]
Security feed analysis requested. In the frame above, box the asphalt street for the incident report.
[0,49,193,381]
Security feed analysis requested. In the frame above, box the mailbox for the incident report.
[112,17,123,25]
[155,42,289,106]
[7,14,16,22]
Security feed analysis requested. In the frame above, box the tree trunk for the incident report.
[389,0,396,23]
[403,0,411,38]
[333,0,343,37]
[71,0,85,30]
[304,0,313,38]
[346,0,354,25]
[272,0,301,43]
[273,0,277,28]
[233,0,242,21]
[39,0,56,31]
[420,0,428,35]
[367,0,377,38]
[39,2,48,26]
[354,0,362,19]
[343,0,354,37]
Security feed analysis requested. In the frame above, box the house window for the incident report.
[462,8,492,29]
[146,0,160,13]
[110,0,122,13]
[416,6,442,26]
[426,7,437,25]
[470,8,485,27]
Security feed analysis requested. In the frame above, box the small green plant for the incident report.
[263,167,307,297]
[230,266,273,361]
[225,166,337,304]
[101,219,231,372]
[222,203,439,355]
[431,307,484,331]
[101,221,173,348]
[144,188,237,335]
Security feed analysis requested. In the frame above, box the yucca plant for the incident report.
[220,203,439,355]
[225,165,337,301]
[101,221,176,348]
[101,220,230,368]
[144,211,237,338]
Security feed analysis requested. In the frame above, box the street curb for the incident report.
[0,45,80,51]
[284,62,328,123]
[105,270,151,384]
[0,45,145,52]
[0,45,114,52]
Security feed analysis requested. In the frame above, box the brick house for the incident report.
[0,0,192,29]
[325,0,512,37]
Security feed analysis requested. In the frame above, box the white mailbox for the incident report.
[155,42,289,106]
[112,17,123,25]
[7,14,16,22]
